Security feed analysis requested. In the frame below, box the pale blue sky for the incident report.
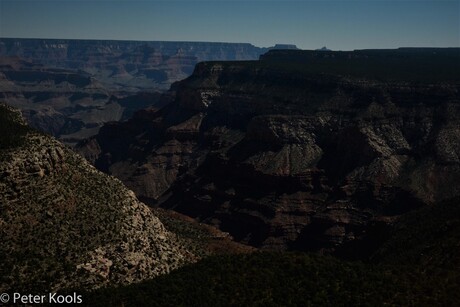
[0,0,458,50]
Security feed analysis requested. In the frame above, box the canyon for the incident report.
[2,44,460,303]
[78,48,460,256]
[0,38,291,144]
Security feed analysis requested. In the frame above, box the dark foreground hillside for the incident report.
[84,197,460,306]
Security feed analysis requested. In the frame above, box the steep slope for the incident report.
[78,48,460,254]
[0,104,192,292]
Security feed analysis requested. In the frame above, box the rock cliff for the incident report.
[77,48,460,254]
[0,104,192,292]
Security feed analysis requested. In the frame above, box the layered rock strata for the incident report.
[78,48,460,254]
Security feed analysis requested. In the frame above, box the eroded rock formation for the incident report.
[78,48,460,255]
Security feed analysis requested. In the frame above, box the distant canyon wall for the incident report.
[0,38,281,144]
[0,38,272,91]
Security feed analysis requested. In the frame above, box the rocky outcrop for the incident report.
[78,48,460,255]
[0,104,192,292]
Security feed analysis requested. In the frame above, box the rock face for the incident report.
[77,48,460,255]
[0,104,191,292]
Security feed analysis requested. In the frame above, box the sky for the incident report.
[0,0,458,50]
